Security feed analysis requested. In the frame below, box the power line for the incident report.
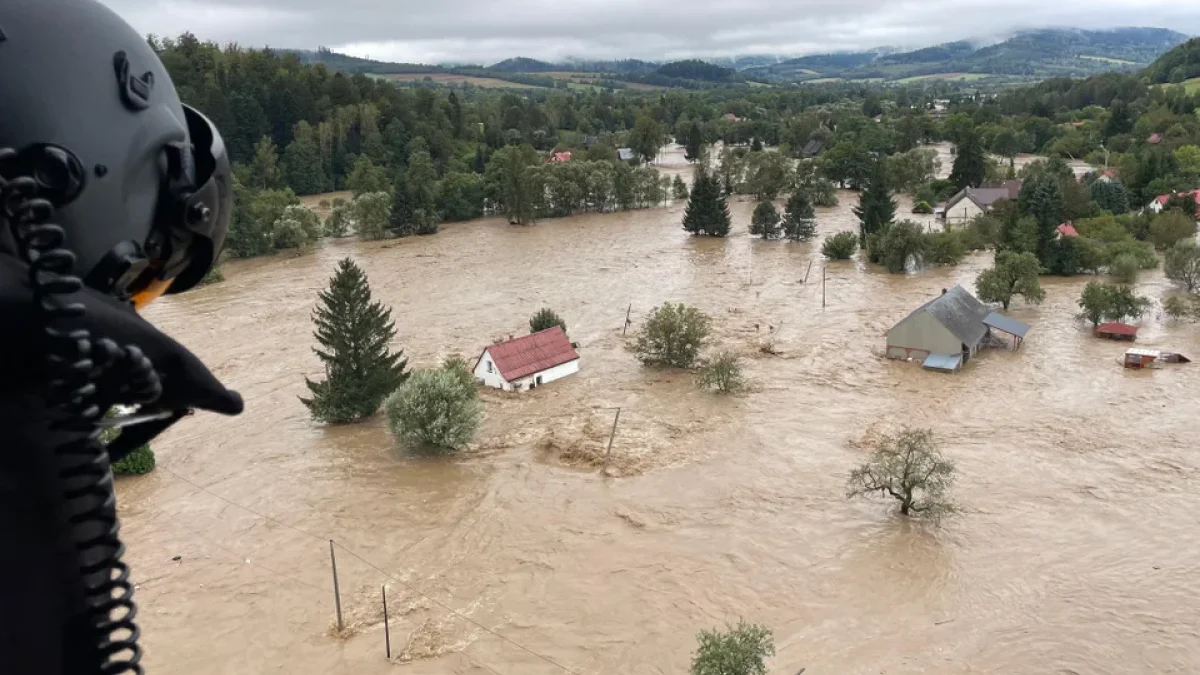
[157,467,585,675]
[145,502,331,595]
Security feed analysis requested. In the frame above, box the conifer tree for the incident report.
[852,159,897,246]
[389,172,416,236]
[682,167,731,237]
[949,128,987,190]
[301,258,408,423]
[781,190,817,241]
[750,199,781,239]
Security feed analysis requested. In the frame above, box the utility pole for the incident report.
[822,265,826,309]
[604,407,622,468]
[329,540,343,632]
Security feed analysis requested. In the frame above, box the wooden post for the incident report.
[804,260,812,284]
[604,408,622,466]
[329,540,343,632]
[822,266,826,309]
[382,585,391,659]
[622,303,632,336]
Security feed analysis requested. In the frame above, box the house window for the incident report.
[486,360,493,374]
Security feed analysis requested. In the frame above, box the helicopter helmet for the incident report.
[0,0,232,308]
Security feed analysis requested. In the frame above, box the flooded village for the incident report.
[121,142,1200,675]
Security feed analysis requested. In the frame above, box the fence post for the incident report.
[622,303,632,336]
[604,407,622,467]
[330,540,343,632]
[382,584,391,659]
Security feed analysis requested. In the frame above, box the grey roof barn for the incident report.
[886,285,992,364]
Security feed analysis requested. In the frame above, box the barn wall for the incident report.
[513,359,580,390]
[945,198,984,225]
[886,311,961,360]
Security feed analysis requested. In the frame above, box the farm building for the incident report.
[886,285,1030,370]
[473,327,580,392]
[938,181,1022,226]
[1146,189,1200,216]
[1124,348,1191,369]
[617,148,636,163]
[1095,323,1138,341]
[1056,222,1079,238]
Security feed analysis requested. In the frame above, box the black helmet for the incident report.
[0,0,231,303]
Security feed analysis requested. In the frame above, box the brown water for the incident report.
[125,146,1200,675]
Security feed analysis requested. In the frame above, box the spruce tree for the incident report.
[389,172,416,236]
[949,128,987,190]
[1018,174,1065,265]
[781,190,817,241]
[750,199,781,239]
[682,168,731,237]
[301,258,408,423]
[685,124,704,163]
[852,159,896,246]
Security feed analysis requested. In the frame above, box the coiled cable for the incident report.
[2,147,161,674]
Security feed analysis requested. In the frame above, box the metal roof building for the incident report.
[886,285,992,365]
[983,312,1031,349]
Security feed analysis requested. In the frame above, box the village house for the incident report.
[1148,132,1163,145]
[1056,222,1079,239]
[617,148,636,163]
[938,181,1022,226]
[546,151,572,164]
[886,285,1030,372]
[1095,168,1120,183]
[722,113,743,123]
[473,327,580,392]
[1146,189,1200,216]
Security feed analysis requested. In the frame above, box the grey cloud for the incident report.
[101,0,1200,65]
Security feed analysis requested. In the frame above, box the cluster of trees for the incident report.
[1078,281,1152,326]
[300,258,481,452]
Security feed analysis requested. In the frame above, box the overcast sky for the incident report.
[103,0,1200,65]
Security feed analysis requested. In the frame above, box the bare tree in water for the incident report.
[847,427,955,518]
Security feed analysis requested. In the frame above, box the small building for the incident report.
[800,138,826,158]
[546,151,572,164]
[722,113,743,123]
[617,148,636,163]
[1148,132,1163,145]
[939,181,1022,225]
[1095,322,1138,341]
[1056,222,1079,238]
[922,353,962,374]
[1147,189,1200,216]
[1124,348,1191,369]
[1095,168,1120,183]
[886,285,992,365]
[473,327,580,391]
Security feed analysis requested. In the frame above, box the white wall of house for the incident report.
[944,198,984,225]
[473,352,580,392]
[1147,200,1165,214]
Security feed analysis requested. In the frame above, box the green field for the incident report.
[373,73,547,89]
[893,72,991,84]
[1183,77,1200,93]
[1078,55,1136,65]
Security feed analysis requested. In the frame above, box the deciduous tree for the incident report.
[975,251,1045,309]
[690,621,774,675]
[634,303,711,368]
[1165,241,1200,292]
[847,427,955,518]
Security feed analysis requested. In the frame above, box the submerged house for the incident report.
[886,285,1030,372]
[473,327,580,391]
[939,181,1022,226]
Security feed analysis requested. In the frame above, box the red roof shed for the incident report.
[1095,322,1138,341]
[1056,223,1079,238]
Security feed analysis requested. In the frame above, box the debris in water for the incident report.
[171,555,181,562]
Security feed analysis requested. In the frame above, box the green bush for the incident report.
[384,360,482,453]
[634,303,711,368]
[697,352,745,393]
[873,221,928,273]
[822,231,858,259]
[353,191,392,241]
[272,204,322,250]
[1103,239,1158,270]
[926,230,967,266]
[529,308,567,334]
[324,204,352,238]
[112,445,156,476]
[912,200,933,214]
[1148,211,1197,250]
[197,265,224,286]
[1109,253,1140,283]
[691,620,774,675]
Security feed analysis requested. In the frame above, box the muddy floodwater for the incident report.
[124,146,1199,675]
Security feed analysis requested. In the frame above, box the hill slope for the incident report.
[749,27,1190,83]
[1142,37,1200,83]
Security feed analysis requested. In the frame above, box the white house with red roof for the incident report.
[473,327,580,391]
[1147,189,1200,216]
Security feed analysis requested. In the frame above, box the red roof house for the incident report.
[1150,189,1200,215]
[473,327,580,391]
[1148,133,1163,145]
[546,151,572,164]
[1094,322,1138,341]
[1056,222,1079,238]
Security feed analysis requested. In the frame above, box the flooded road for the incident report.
[125,146,1199,675]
